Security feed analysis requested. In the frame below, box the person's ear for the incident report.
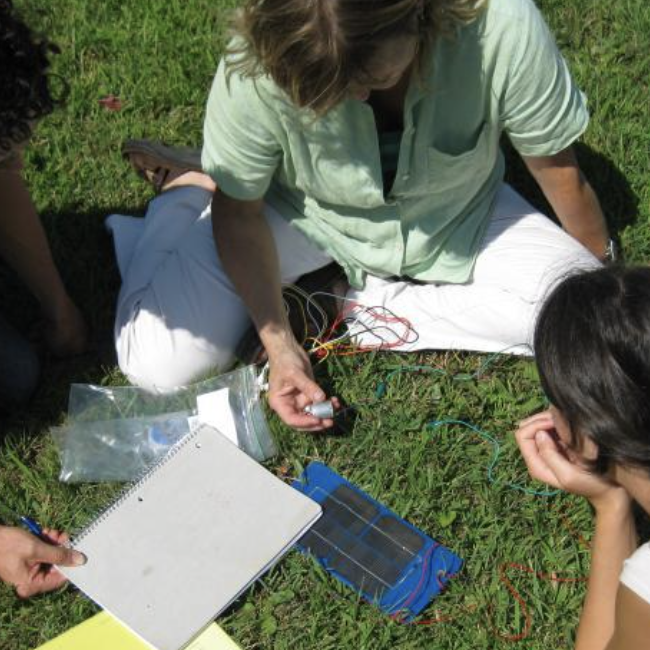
[581,436,600,462]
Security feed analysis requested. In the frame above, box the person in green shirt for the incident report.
[112,0,608,431]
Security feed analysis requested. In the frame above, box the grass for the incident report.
[0,0,648,648]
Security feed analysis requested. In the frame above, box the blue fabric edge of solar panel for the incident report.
[292,461,463,620]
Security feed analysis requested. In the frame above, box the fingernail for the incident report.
[314,391,325,401]
[72,551,87,566]
[536,431,549,442]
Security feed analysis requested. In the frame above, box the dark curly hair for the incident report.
[0,0,60,156]
[535,266,650,477]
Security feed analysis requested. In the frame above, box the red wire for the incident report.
[319,299,592,640]
[390,544,437,622]
[316,323,416,356]
[316,303,417,357]
[559,507,592,550]
[489,562,587,642]
[406,563,586,639]
[390,544,471,626]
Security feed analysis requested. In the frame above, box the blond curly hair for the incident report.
[226,0,486,114]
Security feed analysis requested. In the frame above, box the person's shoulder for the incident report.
[206,41,298,136]
[206,50,276,121]
[483,0,541,25]
[609,582,650,649]
[471,0,546,43]
[466,0,549,58]
[622,541,650,574]
[218,38,278,98]
[620,541,650,603]
[447,0,541,48]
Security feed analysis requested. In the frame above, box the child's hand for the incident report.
[0,526,86,598]
[515,410,629,510]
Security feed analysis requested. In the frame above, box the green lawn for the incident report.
[1,0,649,648]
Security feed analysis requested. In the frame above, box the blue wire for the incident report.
[377,345,534,397]
[372,349,558,498]
[427,419,560,498]
[377,366,447,398]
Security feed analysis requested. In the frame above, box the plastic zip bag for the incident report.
[52,365,276,483]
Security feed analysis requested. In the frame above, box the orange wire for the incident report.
[400,512,589,642]
[488,562,587,642]
[315,301,417,358]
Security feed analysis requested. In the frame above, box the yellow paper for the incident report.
[35,611,241,650]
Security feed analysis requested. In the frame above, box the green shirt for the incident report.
[202,0,588,289]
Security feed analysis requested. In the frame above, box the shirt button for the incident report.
[401,173,410,182]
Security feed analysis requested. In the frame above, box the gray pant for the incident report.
[0,312,39,406]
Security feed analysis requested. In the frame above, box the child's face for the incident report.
[550,406,650,512]
[549,406,650,506]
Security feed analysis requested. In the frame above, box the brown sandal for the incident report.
[121,139,203,193]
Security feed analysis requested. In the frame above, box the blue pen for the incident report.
[0,503,51,541]
[20,516,42,536]
[19,514,83,560]
[20,515,50,542]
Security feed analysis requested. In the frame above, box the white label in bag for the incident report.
[192,388,239,446]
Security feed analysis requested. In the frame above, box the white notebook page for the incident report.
[59,424,321,650]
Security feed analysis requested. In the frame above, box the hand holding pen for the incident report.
[0,520,86,598]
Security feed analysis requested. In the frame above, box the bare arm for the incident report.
[576,496,636,650]
[515,412,637,650]
[211,190,333,430]
[0,164,85,355]
[523,147,609,260]
[211,191,288,353]
[606,585,650,650]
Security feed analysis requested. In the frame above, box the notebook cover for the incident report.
[59,424,320,650]
[34,612,241,650]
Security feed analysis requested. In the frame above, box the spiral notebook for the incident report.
[35,612,241,650]
[58,424,321,650]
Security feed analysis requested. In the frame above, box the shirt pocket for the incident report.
[292,147,385,209]
[426,121,494,193]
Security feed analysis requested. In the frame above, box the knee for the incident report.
[537,248,602,308]
[0,337,40,406]
[117,330,235,393]
[115,289,246,391]
[506,303,536,350]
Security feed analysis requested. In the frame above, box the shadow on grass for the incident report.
[0,205,140,434]
[503,139,639,243]
[1,141,640,433]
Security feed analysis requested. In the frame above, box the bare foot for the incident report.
[161,171,216,193]
[123,142,215,193]
[128,155,215,193]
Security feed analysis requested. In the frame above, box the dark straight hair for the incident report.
[534,266,650,476]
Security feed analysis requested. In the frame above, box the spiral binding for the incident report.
[71,424,206,545]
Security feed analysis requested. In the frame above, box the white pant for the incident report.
[109,184,599,392]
